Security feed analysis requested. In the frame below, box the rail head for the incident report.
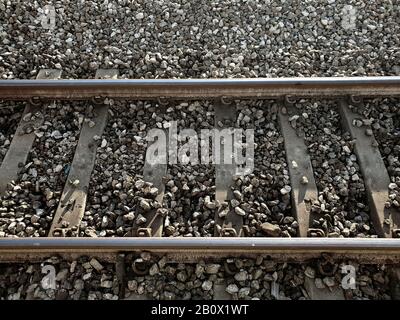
[1,237,400,250]
[1,238,400,263]
[1,76,400,100]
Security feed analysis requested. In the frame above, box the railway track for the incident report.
[0,69,399,299]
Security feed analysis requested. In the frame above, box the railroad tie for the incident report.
[138,112,169,237]
[304,277,345,300]
[389,268,400,300]
[214,100,244,237]
[213,283,232,300]
[0,69,62,195]
[338,99,400,238]
[49,69,119,237]
[278,102,319,237]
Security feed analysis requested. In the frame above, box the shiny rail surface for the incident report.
[1,237,400,250]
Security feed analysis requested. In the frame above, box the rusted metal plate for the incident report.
[304,277,345,300]
[49,69,118,237]
[278,104,319,237]
[0,69,62,195]
[214,101,243,237]
[338,100,399,237]
[2,77,400,100]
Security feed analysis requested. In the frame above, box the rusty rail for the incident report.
[1,77,400,100]
[1,74,400,264]
[0,238,400,263]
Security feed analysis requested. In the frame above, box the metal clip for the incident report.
[132,258,149,275]
[318,255,338,276]
[220,227,237,237]
[349,95,363,105]
[224,260,239,275]
[307,228,326,237]
[52,228,66,237]
[29,96,42,106]
[91,96,104,105]
[157,96,169,105]
[220,96,233,105]
[284,95,296,105]
[137,228,152,237]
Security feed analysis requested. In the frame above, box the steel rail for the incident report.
[1,238,400,263]
[1,237,400,250]
[1,76,400,100]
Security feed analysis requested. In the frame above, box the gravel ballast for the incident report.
[1,1,399,79]
[285,101,376,238]
[82,102,154,237]
[0,103,85,237]
[230,101,296,237]
[0,256,394,300]
[0,103,24,164]
[349,98,400,212]
[162,101,215,237]
[1,0,399,301]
